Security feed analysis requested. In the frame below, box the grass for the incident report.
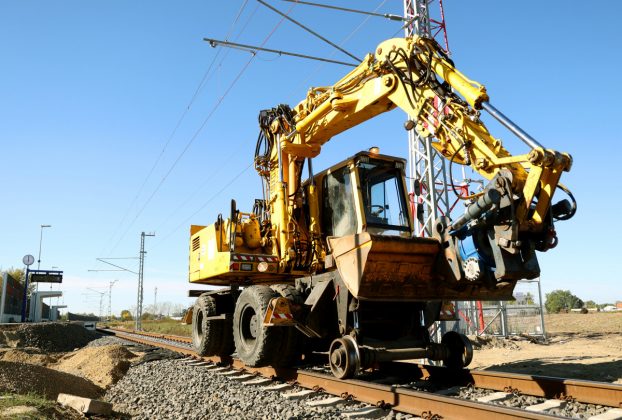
[105,319,191,337]
[0,393,55,420]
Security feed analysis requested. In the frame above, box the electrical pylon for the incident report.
[403,0,451,237]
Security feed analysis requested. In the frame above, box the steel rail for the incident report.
[100,328,622,417]
[391,362,622,408]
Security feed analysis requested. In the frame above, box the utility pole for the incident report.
[86,288,106,321]
[108,280,118,321]
[37,225,52,270]
[154,287,158,316]
[33,224,52,322]
[136,232,155,330]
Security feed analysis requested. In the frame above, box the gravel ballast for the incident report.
[84,335,136,348]
[105,358,379,419]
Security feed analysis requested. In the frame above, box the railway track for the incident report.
[99,327,622,419]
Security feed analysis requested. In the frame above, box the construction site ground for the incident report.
[469,312,622,383]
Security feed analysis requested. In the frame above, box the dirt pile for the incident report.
[54,344,139,388]
[0,322,96,352]
[469,335,522,350]
[0,349,57,366]
[0,361,102,400]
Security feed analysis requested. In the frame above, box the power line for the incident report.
[102,56,219,256]
[281,0,406,21]
[257,0,362,62]
[287,0,389,99]
[103,1,254,256]
[154,2,387,246]
[154,149,238,232]
[155,162,254,246]
[111,1,298,254]
[205,38,357,66]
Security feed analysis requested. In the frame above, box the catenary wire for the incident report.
[115,2,299,251]
[257,0,361,62]
[102,1,252,256]
[286,0,389,99]
[154,149,238,232]
[153,162,255,247]
[154,1,387,246]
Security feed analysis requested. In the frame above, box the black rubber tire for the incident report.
[192,294,230,356]
[221,315,235,357]
[270,284,304,366]
[233,285,283,367]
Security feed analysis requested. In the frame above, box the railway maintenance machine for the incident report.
[184,36,575,379]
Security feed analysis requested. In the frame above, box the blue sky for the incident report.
[1,1,620,315]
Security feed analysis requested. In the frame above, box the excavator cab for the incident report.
[319,151,412,239]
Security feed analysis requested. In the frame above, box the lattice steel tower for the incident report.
[135,231,155,330]
[403,0,451,237]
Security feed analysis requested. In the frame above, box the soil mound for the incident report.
[0,349,57,365]
[469,335,521,350]
[54,344,138,388]
[0,361,102,400]
[0,322,96,352]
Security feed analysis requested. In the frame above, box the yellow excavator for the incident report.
[185,36,575,378]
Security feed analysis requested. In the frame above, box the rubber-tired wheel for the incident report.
[441,331,473,369]
[270,284,304,366]
[233,285,283,367]
[192,294,232,356]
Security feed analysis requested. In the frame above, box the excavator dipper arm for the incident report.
[258,36,574,282]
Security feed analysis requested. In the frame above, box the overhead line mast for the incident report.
[404,0,451,237]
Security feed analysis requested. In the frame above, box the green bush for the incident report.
[545,289,584,313]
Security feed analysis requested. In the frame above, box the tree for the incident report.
[5,268,25,284]
[545,290,584,313]
[4,267,39,296]
[585,300,597,308]
[120,310,133,321]
[141,312,155,321]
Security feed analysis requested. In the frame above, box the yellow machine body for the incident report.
[189,35,573,303]
[189,223,284,285]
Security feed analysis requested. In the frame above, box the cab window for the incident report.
[359,161,409,232]
[322,166,357,237]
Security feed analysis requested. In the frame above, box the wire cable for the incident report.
[257,0,362,62]
[154,162,255,247]
[102,1,253,255]
[139,3,300,250]
[286,0,388,99]
[154,149,238,232]
[281,0,405,21]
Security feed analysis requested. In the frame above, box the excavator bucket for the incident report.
[328,232,517,301]
[328,232,440,300]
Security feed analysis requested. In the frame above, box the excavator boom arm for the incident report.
[279,37,571,233]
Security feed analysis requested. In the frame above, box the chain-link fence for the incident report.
[433,279,546,339]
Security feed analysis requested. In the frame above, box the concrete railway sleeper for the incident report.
[99,328,622,419]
